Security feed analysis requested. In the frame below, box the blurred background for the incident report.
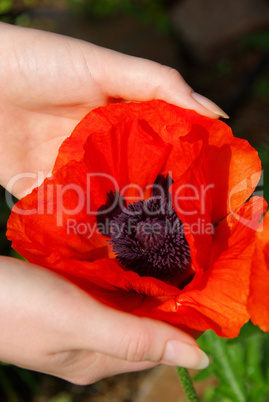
[0,0,269,401]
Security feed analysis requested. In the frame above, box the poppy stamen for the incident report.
[108,196,191,279]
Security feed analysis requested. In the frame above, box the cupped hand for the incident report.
[0,257,208,384]
[0,22,227,199]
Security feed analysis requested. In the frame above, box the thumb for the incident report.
[86,43,228,119]
[68,292,209,370]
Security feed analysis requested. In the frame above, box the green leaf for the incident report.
[0,0,13,14]
[193,364,214,382]
[197,324,269,401]
[49,394,72,402]
[9,248,27,261]
[198,331,246,402]
[227,321,263,343]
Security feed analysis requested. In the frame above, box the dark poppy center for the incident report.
[97,181,191,280]
[109,197,191,279]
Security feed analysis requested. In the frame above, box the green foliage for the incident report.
[23,0,38,6]
[240,30,269,52]
[0,363,41,402]
[9,248,26,260]
[196,323,269,402]
[66,0,171,32]
[257,141,269,203]
[0,0,171,32]
[0,0,37,15]
[49,394,72,402]
[238,29,269,102]
[253,77,269,99]
[14,11,31,26]
[0,0,13,14]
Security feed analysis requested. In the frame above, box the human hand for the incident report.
[0,22,214,383]
[0,22,227,199]
[0,257,208,384]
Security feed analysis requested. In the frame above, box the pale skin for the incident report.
[0,22,226,384]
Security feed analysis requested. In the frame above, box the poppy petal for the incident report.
[53,100,191,172]
[169,197,266,337]
[7,161,108,263]
[171,122,261,224]
[172,147,213,271]
[83,117,172,203]
[248,211,269,332]
[6,100,265,338]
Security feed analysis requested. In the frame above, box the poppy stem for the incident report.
[176,367,199,402]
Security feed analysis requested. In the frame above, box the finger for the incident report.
[0,258,208,372]
[85,44,228,119]
[47,350,157,385]
[0,257,156,383]
[64,286,209,371]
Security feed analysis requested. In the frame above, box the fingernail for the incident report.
[192,92,229,119]
[194,349,210,370]
[163,340,209,370]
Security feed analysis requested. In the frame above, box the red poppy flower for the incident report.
[7,100,266,338]
[248,211,269,332]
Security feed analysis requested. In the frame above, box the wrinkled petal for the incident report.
[172,148,213,271]
[53,100,192,172]
[248,211,269,332]
[7,161,108,263]
[171,123,261,223]
[46,257,180,299]
[83,118,171,204]
[170,197,266,337]
[6,100,265,338]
